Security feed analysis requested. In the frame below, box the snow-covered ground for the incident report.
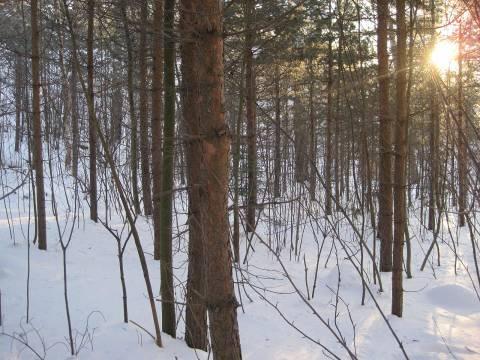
[1,131,480,359]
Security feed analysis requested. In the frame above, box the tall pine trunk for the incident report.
[233,63,245,263]
[308,60,316,200]
[428,0,439,231]
[160,0,176,338]
[392,0,407,317]
[377,0,393,271]
[273,64,281,198]
[15,53,22,152]
[181,0,207,349]
[87,0,98,222]
[152,0,164,260]
[325,2,333,215]
[181,0,242,357]
[31,0,47,250]
[121,0,141,215]
[139,0,153,216]
[245,0,257,233]
[458,24,467,228]
[71,56,79,179]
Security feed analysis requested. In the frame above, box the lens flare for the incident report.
[430,40,458,72]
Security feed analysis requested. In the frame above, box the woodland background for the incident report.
[1,0,480,359]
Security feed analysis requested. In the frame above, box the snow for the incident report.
[426,284,479,316]
[1,130,480,359]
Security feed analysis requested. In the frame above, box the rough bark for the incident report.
[180,0,207,349]
[181,0,242,357]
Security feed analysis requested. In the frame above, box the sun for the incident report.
[430,40,458,72]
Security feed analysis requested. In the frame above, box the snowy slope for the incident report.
[1,130,480,359]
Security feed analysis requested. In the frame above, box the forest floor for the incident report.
[1,138,480,359]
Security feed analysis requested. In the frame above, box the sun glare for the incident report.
[430,40,458,72]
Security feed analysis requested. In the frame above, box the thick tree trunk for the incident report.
[181,0,242,357]
[392,0,407,317]
[31,0,47,250]
[180,0,207,349]
[139,0,153,216]
[377,0,393,272]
